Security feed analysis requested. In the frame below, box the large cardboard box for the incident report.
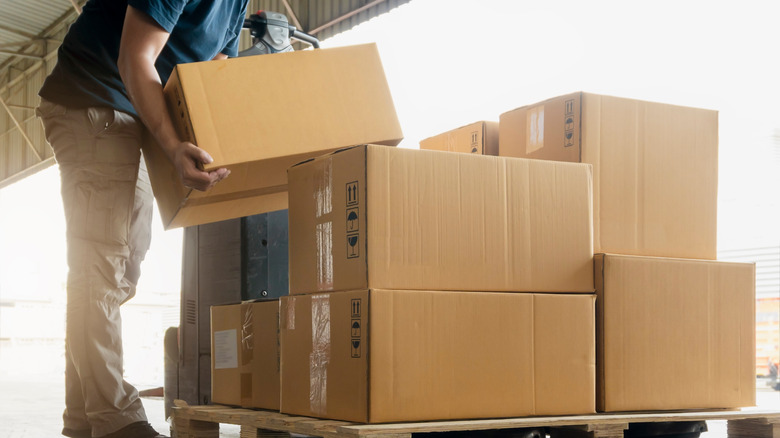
[595,254,755,412]
[287,145,594,295]
[145,43,403,229]
[280,290,596,423]
[419,121,499,155]
[211,300,280,409]
[499,92,718,259]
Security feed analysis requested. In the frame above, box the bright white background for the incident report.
[0,2,778,434]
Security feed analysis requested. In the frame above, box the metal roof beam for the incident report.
[0,50,43,60]
[0,94,43,161]
[68,0,83,15]
[0,23,38,40]
[280,0,303,30]
[0,40,43,50]
[309,0,388,35]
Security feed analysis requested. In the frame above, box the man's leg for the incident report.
[38,101,154,437]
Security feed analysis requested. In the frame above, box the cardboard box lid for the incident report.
[170,43,403,170]
[595,253,756,411]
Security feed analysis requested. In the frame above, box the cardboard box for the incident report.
[595,254,756,412]
[211,300,280,409]
[287,145,594,294]
[280,290,596,423]
[419,121,499,155]
[499,92,718,259]
[145,43,403,229]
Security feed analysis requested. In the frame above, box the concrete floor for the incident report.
[1,374,779,438]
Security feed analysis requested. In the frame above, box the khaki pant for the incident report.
[37,99,154,437]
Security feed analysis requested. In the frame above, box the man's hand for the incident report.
[118,5,230,192]
[171,141,230,191]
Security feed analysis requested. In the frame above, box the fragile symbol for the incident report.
[346,208,359,232]
[351,299,361,317]
[347,233,359,258]
[351,319,361,337]
[351,339,361,358]
[346,181,359,206]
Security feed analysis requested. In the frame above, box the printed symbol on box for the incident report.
[351,339,361,358]
[565,99,575,116]
[351,319,361,337]
[351,299,361,317]
[346,208,359,232]
[346,181,359,206]
[347,233,359,259]
[565,116,574,132]
[564,116,575,148]
[470,131,479,154]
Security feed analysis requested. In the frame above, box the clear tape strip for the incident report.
[309,294,331,416]
[316,221,333,290]
[241,304,253,364]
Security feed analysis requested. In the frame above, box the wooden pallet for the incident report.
[171,402,780,438]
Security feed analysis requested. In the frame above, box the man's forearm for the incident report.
[117,6,180,161]
[117,5,228,191]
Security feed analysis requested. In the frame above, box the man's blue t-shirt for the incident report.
[39,0,248,117]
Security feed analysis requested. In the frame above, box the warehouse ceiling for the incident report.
[0,0,412,188]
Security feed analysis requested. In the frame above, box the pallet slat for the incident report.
[171,403,780,438]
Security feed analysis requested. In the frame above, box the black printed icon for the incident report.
[565,99,575,116]
[351,320,361,337]
[351,339,361,358]
[347,208,359,232]
[346,181,359,206]
[347,233,359,258]
[351,299,361,317]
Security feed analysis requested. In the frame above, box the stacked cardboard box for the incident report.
[280,145,598,422]
[497,92,756,412]
[210,300,280,409]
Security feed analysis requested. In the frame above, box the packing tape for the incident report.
[286,296,296,330]
[526,104,545,154]
[241,304,253,365]
[315,160,333,218]
[309,294,331,416]
[316,221,334,290]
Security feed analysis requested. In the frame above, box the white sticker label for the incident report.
[214,329,238,370]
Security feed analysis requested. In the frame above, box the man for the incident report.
[36,1,248,437]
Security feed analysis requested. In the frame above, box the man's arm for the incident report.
[117,5,229,191]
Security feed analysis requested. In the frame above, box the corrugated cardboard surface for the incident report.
[245,301,281,410]
[280,290,595,423]
[210,301,280,410]
[419,121,499,155]
[210,304,242,406]
[498,92,718,259]
[287,145,594,295]
[595,254,756,412]
[146,43,403,229]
